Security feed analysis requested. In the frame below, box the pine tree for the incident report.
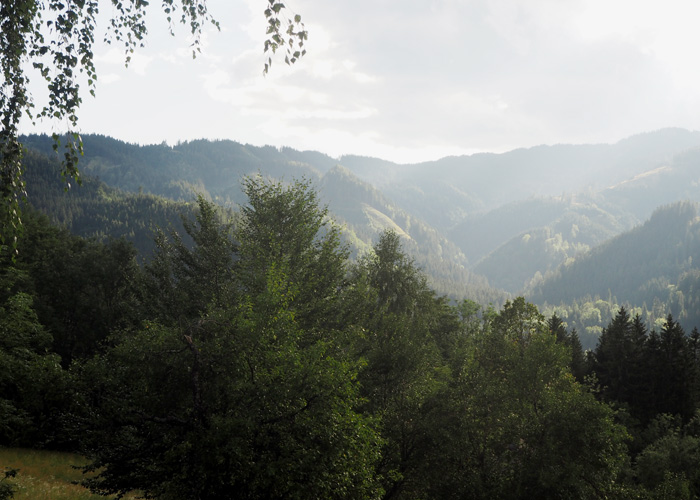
[590,308,650,421]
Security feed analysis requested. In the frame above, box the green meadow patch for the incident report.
[0,448,136,500]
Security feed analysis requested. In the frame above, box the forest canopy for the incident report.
[3,176,700,498]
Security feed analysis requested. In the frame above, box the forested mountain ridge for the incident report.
[529,201,700,348]
[9,137,700,498]
[6,177,700,498]
[472,197,633,292]
[21,134,332,205]
[19,129,700,330]
[23,128,700,264]
[318,165,498,303]
[339,127,700,229]
[531,201,700,306]
[601,146,700,220]
[448,195,636,268]
[21,134,505,304]
[21,148,198,259]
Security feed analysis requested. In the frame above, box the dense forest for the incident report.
[5,0,700,496]
[19,138,503,306]
[3,166,700,498]
[18,131,700,345]
[3,131,700,498]
[529,202,700,349]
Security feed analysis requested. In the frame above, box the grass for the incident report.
[0,447,138,499]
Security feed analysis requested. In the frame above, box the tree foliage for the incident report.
[8,176,700,498]
[0,268,67,447]
[350,230,452,498]
[236,176,347,334]
[141,194,236,323]
[0,0,306,246]
[77,178,381,499]
[426,297,629,500]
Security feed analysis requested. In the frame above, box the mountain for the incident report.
[338,127,700,231]
[529,201,700,306]
[601,147,700,220]
[472,198,632,292]
[527,201,700,346]
[21,134,332,205]
[20,137,505,304]
[21,148,198,259]
[318,165,499,303]
[450,197,569,265]
[20,129,700,327]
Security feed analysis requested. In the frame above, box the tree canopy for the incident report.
[7,174,700,498]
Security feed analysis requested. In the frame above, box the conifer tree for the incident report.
[591,307,646,410]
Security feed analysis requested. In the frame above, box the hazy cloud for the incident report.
[22,0,700,163]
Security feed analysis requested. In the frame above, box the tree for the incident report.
[590,307,648,414]
[568,328,588,382]
[77,178,381,499]
[644,315,696,422]
[491,296,546,347]
[7,209,140,365]
[349,230,453,499]
[547,313,568,343]
[0,269,68,447]
[79,279,381,499]
[635,414,700,498]
[141,195,237,324]
[430,298,630,500]
[235,176,349,336]
[547,314,587,381]
[1,0,307,246]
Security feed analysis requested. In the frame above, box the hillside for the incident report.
[20,129,700,332]
[528,201,700,343]
[22,148,196,259]
[601,147,700,220]
[319,165,499,302]
[20,142,505,305]
[21,134,330,205]
[473,201,631,293]
[340,127,700,229]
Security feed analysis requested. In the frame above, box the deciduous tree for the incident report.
[77,177,381,499]
[431,298,629,499]
[1,0,306,245]
[235,176,349,336]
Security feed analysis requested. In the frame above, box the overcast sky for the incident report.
[22,0,700,163]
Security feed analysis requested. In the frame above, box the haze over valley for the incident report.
[21,127,700,349]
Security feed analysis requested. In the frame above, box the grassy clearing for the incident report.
[0,447,137,499]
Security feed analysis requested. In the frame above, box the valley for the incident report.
[21,128,700,348]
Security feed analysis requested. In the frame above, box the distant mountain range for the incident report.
[21,128,700,342]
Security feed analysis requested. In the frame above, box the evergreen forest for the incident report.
[3,131,700,498]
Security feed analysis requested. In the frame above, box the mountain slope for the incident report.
[601,147,700,220]
[21,134,328,205]
[21,129,700,314]
[21,136,507,305]
[340,128,700,230]
[528,201,700,333]
[319,165,503,303]
[470,198,634,292]
[21,148,197,259]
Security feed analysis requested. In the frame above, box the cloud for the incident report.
[30,0,700,164]
[98,73,121,85]
[95,47,153,75]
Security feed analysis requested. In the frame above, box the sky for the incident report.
[21,0,700,164]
